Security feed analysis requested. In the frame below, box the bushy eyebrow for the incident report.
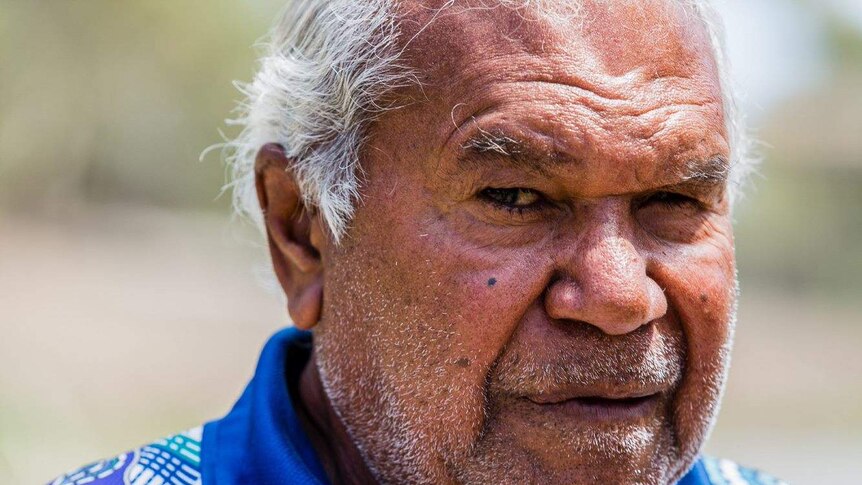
[679,155,730,187]
[462,130,523,157]
[458,130,559,176]
[459,129,730,189]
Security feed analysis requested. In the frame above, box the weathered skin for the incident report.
[255,1,736,484]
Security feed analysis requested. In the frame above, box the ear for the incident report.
[255,143,326,330]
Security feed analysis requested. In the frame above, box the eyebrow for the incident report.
[679,155,730,186]
[458,130,559,176]
[462,130,522,156]
[458,129,730,188]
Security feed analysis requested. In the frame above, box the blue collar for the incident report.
[202,327,328,485]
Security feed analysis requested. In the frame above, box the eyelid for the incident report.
[662,178,726,197]
[636,190,712,216]
[477,187,555,217]
[483,186,538,200]
[641,182,720,203]
[648,191,697,203]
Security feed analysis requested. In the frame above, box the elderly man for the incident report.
[51,1,783,484]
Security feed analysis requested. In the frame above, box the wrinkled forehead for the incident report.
[395,0,720,100]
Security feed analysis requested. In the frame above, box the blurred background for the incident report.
[0,0,859,483]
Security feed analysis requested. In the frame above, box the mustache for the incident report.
[487,323,685,397]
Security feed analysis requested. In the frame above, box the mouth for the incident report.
[524,391,663,422]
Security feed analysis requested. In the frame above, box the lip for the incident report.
[523,387,664,422]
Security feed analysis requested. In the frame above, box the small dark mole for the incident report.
[487,277,497,287]
[455,357,470,368]
[700,293,709,303]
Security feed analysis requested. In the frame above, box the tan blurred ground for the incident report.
[0,206,285,483]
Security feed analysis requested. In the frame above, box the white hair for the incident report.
[223,0,753,241]
[223,0,404,239]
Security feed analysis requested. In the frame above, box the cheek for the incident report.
[346,176,555,368]
[322,193,554,456]
[391,222,553,400]
[646,216,736,349]
[654,240,736,344]
[647,232,736,461]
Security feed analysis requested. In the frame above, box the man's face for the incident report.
[313,1,735,483]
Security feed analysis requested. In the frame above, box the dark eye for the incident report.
[479,188,542,209]
[641,191,700,209]
[637,190,713,243]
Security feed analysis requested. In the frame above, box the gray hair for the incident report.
[223,0,752,240]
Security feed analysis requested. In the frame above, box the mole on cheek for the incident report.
[488,277,497,287]
[700,293,709,303]
[455,357,470,368]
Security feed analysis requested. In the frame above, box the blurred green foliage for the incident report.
[0,1,281,210]
[735,165,862,301]
[828,12,862,67]
[733,5,862,302]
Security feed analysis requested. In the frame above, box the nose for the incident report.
[544,218,667,336]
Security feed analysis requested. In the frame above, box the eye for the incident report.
[641,191,701,209]
[637,190,712,243]
[479,187,543,210]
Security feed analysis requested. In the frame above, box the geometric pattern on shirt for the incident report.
[701,456,789,485]
[125,426,202,485]
[48,453,130,485]
[48,427,203,485]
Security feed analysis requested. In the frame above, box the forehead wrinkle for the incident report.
[442,72,721,155]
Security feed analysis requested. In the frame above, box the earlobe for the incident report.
[254,143,325,330]
[288,279,323,330]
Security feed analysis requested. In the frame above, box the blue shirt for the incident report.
[49,328,784,485]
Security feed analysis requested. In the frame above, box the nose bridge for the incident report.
[578,210,646,307]
[545,202,667,335]
[575,217,644,291]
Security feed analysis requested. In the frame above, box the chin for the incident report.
[453,440,680,485]
[449,415,675,484]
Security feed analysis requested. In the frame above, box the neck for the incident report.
[296,350,379,485]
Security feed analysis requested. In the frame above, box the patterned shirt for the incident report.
[49,328,786,485]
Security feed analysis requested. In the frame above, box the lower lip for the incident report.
[526,394,661,422]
